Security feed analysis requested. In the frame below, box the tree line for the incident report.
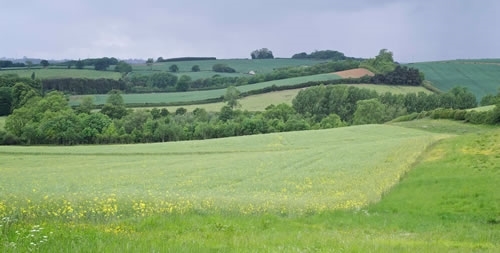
[1,82,490,146]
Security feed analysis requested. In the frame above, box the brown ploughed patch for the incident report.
[334,68,375,78]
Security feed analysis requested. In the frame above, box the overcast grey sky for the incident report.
[1,0,499,62]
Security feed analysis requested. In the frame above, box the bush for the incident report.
[453,110,467,121]
[212,64,236,73]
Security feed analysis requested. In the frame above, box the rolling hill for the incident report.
[409,60,500,100]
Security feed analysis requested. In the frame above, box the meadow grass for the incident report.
[1,122,498,251]
[409,61,500,100]
[0,68,121,80]
[467,105,495,112]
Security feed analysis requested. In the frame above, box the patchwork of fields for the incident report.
[409,61,500,99]
[132,58,328,78]
[69,73,342,106]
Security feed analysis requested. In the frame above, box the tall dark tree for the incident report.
[146,58,154,70]
[40,60,49,68]
[100,90,128,119]
[169,64,179,72]
[251,48,274,59]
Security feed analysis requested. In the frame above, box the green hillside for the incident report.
[0,125,445,216]
[133,58,328,78]
[69,73,341,106]
[409,60,500,100]
[0,68,121,80]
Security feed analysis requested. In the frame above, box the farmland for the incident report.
[159,84,433,113]
[69,73,342,106]
[133,58,328,78]
[0,68,121,80]
[409,60,500,100]
[0,121,498,251]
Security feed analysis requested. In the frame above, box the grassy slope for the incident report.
[409,60,500,100]
[0,125,443,214]
[69,73,342,106]
[158,84,433,112]
[0,68,121,80]
[467,105,495,112]
[1,121,498,252]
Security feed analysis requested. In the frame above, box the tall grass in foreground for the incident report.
[1,123,498,251]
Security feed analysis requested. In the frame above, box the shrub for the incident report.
[212,64,236,73]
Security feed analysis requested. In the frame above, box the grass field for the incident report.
[0,68,122,80]
[158,84,433,112]
[1,121,499,251]
[132,58,328,78]
[409,60,500,100]
[467,105,495,112]
[69,73,342,106]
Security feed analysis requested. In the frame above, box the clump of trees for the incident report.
[251,48,274,59]
[292,50,349,61]
[114,61,133,74]
[0,60,26,69]
[360,49,397,74]
[212,64,236,73]
[0,74,41,116]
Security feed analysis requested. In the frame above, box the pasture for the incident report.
[409,60,500,100]
[1,121,498,251]
[0,68,121,80]
[69,73,342,106]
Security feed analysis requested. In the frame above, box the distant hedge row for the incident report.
[42,78,126,95]
[158,57,216,62]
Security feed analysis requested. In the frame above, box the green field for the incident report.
[132,58,328,78]
[467,105,496,112]
[69,73,342,106]
[159,84,433,112]
[1,121,499,251]
[0,125,443,215]
[409,60,500,99]
[0,68,122,80]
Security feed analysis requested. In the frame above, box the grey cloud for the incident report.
[1,0,499,62]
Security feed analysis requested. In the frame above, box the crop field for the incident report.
[409,61,500,100]
[467,105,495,112]
[0,68,122,80]
[69,73,341,106]
[159,84,433,113]
[0,125,444,217]
[132,58,328,78]
[1,121,499,251]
